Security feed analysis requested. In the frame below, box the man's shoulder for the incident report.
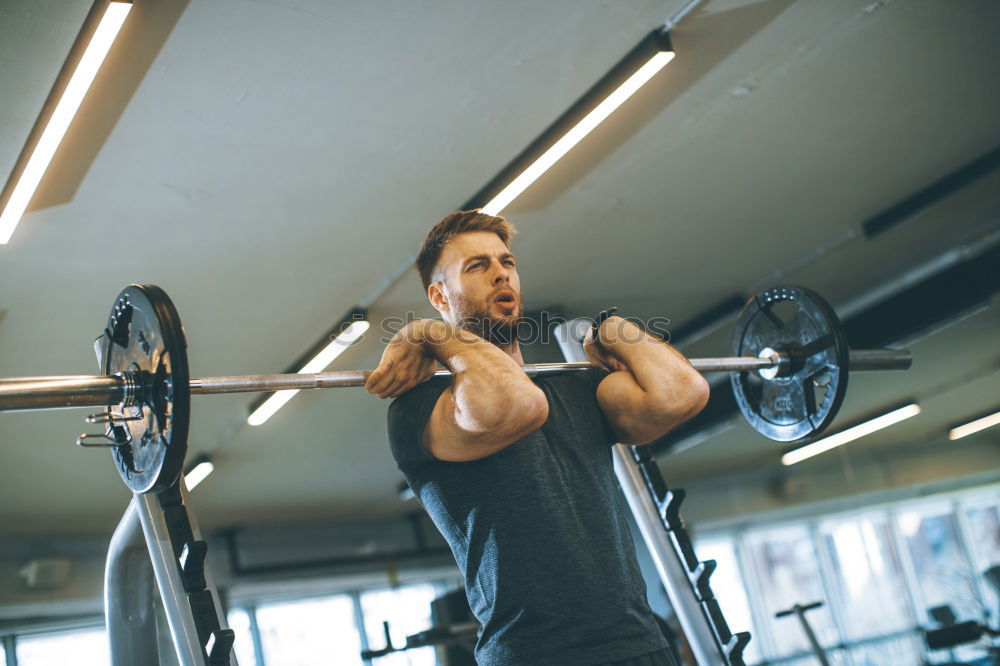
[386,376,452,468]
[534,367,610,395]
[388,375,451,416]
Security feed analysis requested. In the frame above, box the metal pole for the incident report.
[105,502,159,666]
[791,605,830,666]
[3,635,17,666]
[0,375,123,410]
[175,478,237,666]
[190,358,774,393]
[245,606,265,666]
[612,445,727,665]
[0,349,910,412]
[135,488,208,666]
[845,348,912,371]
[133,480,238,665]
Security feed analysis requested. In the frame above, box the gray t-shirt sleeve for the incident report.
[386,376,451,468]
[588,367,615,445]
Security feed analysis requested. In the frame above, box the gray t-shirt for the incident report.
[387,368,667,665]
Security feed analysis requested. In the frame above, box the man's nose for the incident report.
[492,261,511,283]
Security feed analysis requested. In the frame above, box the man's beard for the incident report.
[451,292,523,352]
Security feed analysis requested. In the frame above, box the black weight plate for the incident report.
[730,286,849,442]
[95,285,189,493]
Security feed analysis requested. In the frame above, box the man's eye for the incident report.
[504,259,515,266]
[468,262,483,270]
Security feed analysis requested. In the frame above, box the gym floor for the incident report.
[0,1,997,665]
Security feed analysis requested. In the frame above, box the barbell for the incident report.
[0,284,911,493]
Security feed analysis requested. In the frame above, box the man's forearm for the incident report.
[598,317,707,411]
[413,320,546,431]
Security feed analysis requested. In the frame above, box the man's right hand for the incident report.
[364,320,441,399]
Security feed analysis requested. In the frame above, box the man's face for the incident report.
[431,231,523,348]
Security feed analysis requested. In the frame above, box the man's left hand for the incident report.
[583,318,629,373]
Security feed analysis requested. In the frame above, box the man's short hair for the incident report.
[416,209,516,291]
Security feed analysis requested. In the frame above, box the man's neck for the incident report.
[449,315,523,363]
[487,336,524,364]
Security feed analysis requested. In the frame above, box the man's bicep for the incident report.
[423,384,545,462]
[423,386,506,462]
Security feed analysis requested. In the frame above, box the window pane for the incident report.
[17,627,109,666]
[360,584,438,666]
[227,607,258,666]
[744,524,839,658]
[896,506,979,621]
[964,501,1000,566]
[963,500,1000,616]
[819,514,913,639]
[696,537,761,664]
[256,595,363,666]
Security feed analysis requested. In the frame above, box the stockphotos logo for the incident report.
[335,311,672,346]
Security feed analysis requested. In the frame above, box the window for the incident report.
[818,513,913,639]
[896,502,980,622]
[228,607,259,666]
[743,524,840,658]
[360,584,438,666]
[16,627,109,666]
[962,497,1000,619]
[694,485,999,665]
[256,595,363,666]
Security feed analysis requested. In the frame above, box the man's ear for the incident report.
[428,282,449,313]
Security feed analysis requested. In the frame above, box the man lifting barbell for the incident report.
[0,224,911,666]
[365,209,708,666]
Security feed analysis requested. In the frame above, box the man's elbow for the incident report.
[682,371,711,418]
[499,384,549,437]
[651,371,710,424]
[469,383,548,439]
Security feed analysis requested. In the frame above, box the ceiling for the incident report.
[0,0,998,537]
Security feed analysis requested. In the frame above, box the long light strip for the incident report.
[949,410,1000,440]
[185,459,215,490]
[0,2,132,244]
[480,50,675,216]
[781,403,922,466]
[247,320,370,426]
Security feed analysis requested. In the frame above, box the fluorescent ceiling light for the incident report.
[247,320,370,426]
[185,458,215,490]
[949,410,1000,440]
[781,403,921,466]
[0,2,132,245]
[472,29,675,216]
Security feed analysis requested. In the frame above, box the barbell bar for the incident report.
[0,284,915,493]
[0,349,911,413]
